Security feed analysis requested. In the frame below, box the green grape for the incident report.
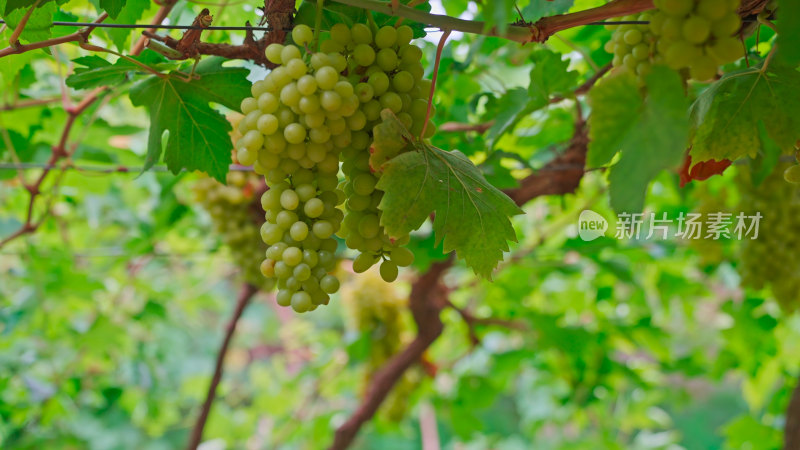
[706,37,743,64]
[682,16,711,43]
[785,165,800,184]
[265,43,283,64]
[291,291,312,312]
[689,57,717,81]
[389,247,414,267]
[375,26,397,49]
[660,0,693,16]
[711,12,741,37]
[353,44,376,66]
[315,66,339,90]
[696,0,728,20]
[376,48,398,71]
[379,259,398,282]
[351,23,372,44]
[330,23,352,45]
[353,252,378,273]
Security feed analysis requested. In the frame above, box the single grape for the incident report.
[379,259,398,282]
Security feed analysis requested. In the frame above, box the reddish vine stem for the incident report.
[0,87,106,250]
[186,283,259,450]
[0,13,108,58]
[420,29,450,140]
[131,0,178,56]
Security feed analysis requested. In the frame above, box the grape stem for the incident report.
[7,0,42,48]
[421,29,450,140]
[329,0,655,43]
[314,0,325,51]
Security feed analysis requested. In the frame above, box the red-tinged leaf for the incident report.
[679,152,732,187]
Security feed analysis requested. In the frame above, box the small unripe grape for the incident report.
[379,259,399,282]
[353,252,377,273]
[784,165,800,184]
[351,23,372,44]
[292,24,313,46]
[265,43,284,64]
[390,247,414,267]
[375,25,397,48]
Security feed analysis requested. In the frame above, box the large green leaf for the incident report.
[129,57,251,182]
[89,0,149,49]
[588,67,689,212]
[374,111,523,279]
[690,58,800,164]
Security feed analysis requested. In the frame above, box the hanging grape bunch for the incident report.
[650,0,743,81]
[235,22,429,312]
[605,11,657,84]
[738,163,800,312]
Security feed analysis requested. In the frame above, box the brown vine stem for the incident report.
[331,0,655,43]
[0,12,108,58]
[186,283,258,450]
[421,28,450,139]
[785,373,800,450]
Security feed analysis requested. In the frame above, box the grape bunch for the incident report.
[650,0,743,81]
[738,164,800,312]
[236,31,356,312]
[327,22,427,281]
[604,12,657,84]
[235,22,431,311]
[341,268,419,421]
[192,171,275,290]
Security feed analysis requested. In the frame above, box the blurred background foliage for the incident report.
[1,0,798,449]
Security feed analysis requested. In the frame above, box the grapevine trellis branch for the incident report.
[186,283,259,450]
[331,0,655,43]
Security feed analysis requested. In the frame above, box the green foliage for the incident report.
[129,57,250,182]
[2,1,800,449]
[777,0,800,66]
[375,113,522,278]
[690,58,800,164]
[589,67,689,212]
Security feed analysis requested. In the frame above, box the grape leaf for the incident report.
[129,57,251,182]
[98,0,125,19]
[521,0,574,22]
[374,111,523,279]
[777,0,800,66]
[66,51,174,90]
[89,0,149,50]
[588,67,689,212]
[690,59,800,164]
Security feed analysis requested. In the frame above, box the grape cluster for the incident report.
[236,23,430,311]
[604,12,657,84]
[650,0,743,81]
[192,171,275,290]
[327,22,428,281]
[738,164,800,312]
[341,268,418,421]
[236,31,356,312]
